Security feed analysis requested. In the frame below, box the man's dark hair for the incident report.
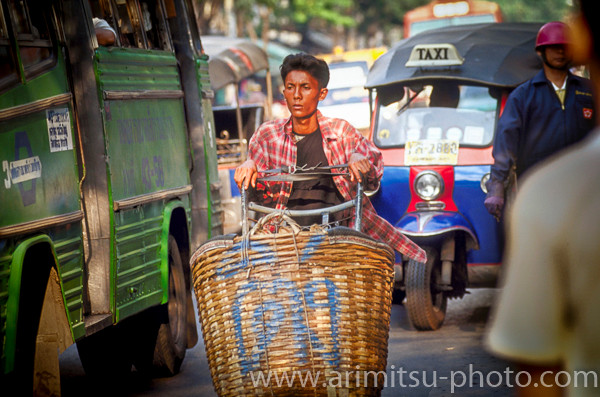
[578,0,600,58]
[280,53,330,88]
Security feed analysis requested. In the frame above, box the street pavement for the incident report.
[60,288,514,396]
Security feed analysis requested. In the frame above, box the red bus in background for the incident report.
[404,0,502,37]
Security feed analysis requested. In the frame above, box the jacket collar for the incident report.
[532,68,576,86]
[283,110,338,141]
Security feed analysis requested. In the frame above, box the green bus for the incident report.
[0,0,222,394]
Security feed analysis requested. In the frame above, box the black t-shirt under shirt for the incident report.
[287,128,345,226]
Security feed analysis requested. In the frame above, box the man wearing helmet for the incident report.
[484,21,595,220]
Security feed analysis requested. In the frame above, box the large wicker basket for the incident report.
[191,215,395,397]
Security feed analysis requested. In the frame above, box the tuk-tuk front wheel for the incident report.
[405,246,447,330]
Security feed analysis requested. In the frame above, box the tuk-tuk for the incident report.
[365,23,543,330]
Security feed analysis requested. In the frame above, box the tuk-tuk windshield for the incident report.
[374,84,498,148]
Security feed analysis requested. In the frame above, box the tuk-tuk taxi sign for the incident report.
[405,140,459,166]
[405,44,464,67]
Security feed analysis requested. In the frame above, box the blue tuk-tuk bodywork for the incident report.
[365,23,543,330]
[373,164,504,265]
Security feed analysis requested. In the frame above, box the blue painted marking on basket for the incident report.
[233,278,302,375]
[300,234,326,263]
[304,279,340,367]
[232,279,262,374]
[215,240,279,280]
[274,278,310,362]
[232,277,340,375]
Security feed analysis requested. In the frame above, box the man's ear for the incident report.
[568,13,593,66]
[319,87,328,101]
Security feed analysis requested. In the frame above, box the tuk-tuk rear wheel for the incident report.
[405,246,448,330]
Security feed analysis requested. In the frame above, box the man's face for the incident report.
[541,44,571,71]
[283,70,327,120]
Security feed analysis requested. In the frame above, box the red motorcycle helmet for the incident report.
[535,21,570,50]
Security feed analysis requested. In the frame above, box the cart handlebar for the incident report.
[240,166,363,235]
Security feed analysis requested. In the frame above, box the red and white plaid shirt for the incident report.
[248,111,427,263]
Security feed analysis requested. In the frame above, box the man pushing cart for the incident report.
[234,53,426,264]
[190,53,425,396]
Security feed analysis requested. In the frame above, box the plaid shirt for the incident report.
[248,111,427,263]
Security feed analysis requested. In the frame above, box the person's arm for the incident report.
[96,28,115,46]
[343,124,383,191]
[93,18,116,46]
[347,152,373,184]
[485,91,523,217]
[489,92,522,190]
[234,126,269,190]
[234,159,258,190]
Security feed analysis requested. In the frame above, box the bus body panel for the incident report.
[93,45,192,322]
[0,24,87,373]
[201,93,223,238]
[112,198,190,321]
[0,61,80,229]
[103,97,190,198]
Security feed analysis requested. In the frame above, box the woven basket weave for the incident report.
[191,215,395,397]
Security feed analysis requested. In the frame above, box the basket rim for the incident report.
[190,226,395,265]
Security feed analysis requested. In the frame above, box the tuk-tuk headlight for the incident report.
[414,171,444,201]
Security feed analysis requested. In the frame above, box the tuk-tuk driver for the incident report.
[234,53,426,263]
[484,21,595,219]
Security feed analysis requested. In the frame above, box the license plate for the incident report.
[405,140,459,165]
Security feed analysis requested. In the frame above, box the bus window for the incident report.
[113,0,144,48]
[100,0,171,50]
[140,1,172,50]
[93,0,120,46]
[9,0,54,79]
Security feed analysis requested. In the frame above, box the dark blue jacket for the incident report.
[488,70,594,196]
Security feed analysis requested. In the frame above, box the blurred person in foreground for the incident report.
[234,53,426,264]
[485,1,600,395]
[484,20,595,220]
